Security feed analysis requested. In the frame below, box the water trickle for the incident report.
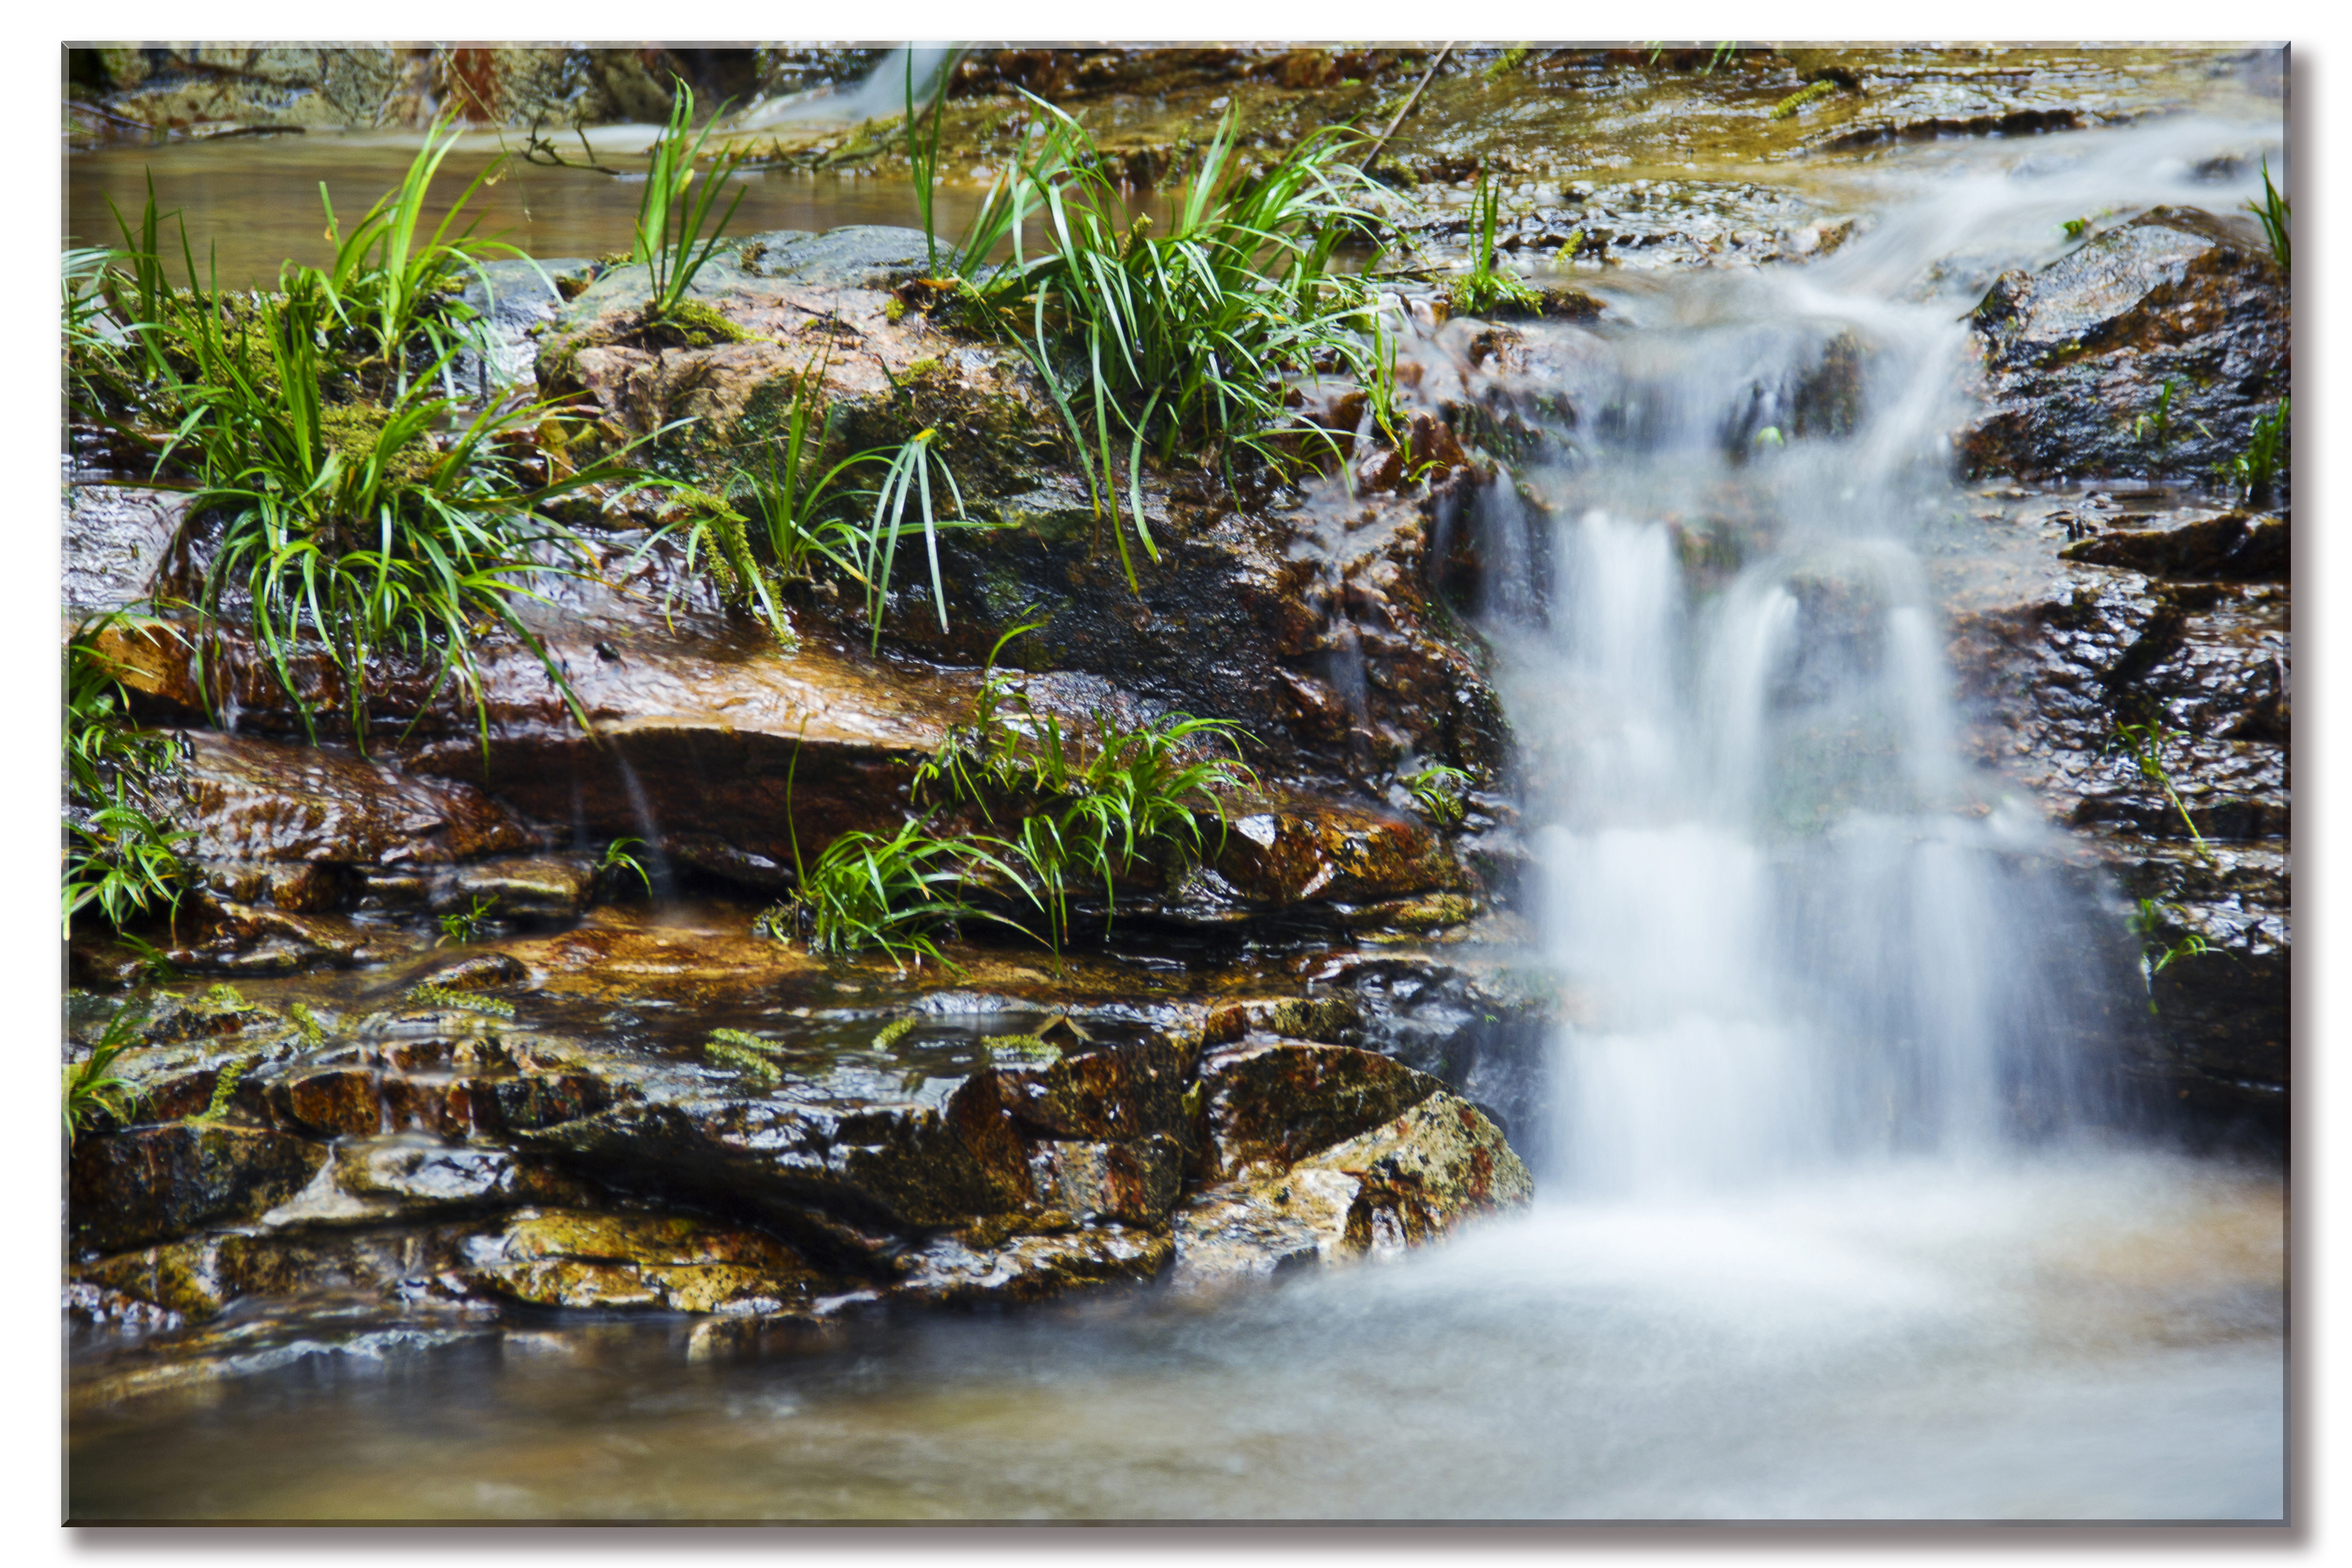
[610,751,682,907]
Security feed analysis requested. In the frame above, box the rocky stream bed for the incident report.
[63,45,2287,1458]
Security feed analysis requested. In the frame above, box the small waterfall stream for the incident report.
[64,93,2285,1522]
[1469,279,2108,1194]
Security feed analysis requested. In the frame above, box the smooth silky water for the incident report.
[64,89,2285,1520]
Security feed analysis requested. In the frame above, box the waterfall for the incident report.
[724,45,957,132]
[1462,184,2176,1196]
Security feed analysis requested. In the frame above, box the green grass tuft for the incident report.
[1447,172,1543,318]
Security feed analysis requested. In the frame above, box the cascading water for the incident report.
[1476,344,2113,1192]
[65,95,2285,1523]
[1455,117,2274,1201]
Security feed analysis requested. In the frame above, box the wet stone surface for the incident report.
[1944,490,2288,1137]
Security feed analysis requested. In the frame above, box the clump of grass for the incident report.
[940,95,1399,590]
[598,837,652,896]
[167,277,643,751]
[310,116,524,399]
[2131,376,2182,464]
[2212,397,2288,504]
[914,626,1258,951]
[662,356,997,652]
[2246,156,2288,274]
[65,616,191,936]
[765,817,1035,970]
[1399,761,1473,826]
[2111,720,2216,866]
[633,85,750,326]
[1448,172,1542,318]
[434,896,498,947]
[65,995,151,1143]
[2127,897,2212,1014]
[80,129,655,757]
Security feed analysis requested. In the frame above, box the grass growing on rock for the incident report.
[65,616,191,936]
[79,173,659,754]
[1447,172,1543,318]
[931,95,1402,590]
[760,626,1258,967]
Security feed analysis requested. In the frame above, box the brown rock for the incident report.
[1171,1091,1533,1288]
[69,1124,328,1254]
[1195,1037,1447,1179]
[453,1208,837,1313]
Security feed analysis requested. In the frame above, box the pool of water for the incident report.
[67,1149,2280,1521]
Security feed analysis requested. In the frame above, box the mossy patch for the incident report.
[637,298,753,350]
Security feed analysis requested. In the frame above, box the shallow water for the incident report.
[69,1152,2279,1521]
[63,55,2289,1523]
[64,136,988,292]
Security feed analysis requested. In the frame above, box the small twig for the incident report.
[1361,45,1454,171]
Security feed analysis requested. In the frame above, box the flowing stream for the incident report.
[64,83,2285,1521]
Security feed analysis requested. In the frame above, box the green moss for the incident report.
[408,982,517,1018]
[1770,79,1840,119]
[319,401,439,487]
[644,297,751,348]
[706,1041,782,1080]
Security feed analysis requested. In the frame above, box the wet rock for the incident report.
[1026,1135,1185,1226]
[1412,179,1851,271]
[2060,510,2288,581]
[434,855,597,922]
[1319,950,1557,1162]
[72,1229,482,1324]
[984,1037,1200,1144]
[69,1125,328,1254]
[1202,801,1473,914]
[1193,1037,1448,1180]
[1947,535,2288,1138]
[64,483,183,612]
[271,1062,616,1142]
[539,228,1062,496]
[454,1208,839,1314]
[166,727,537,870]
[1171,1091,1533,1287]
[895,1221,1175,1306]
[456,256,592,395]
[539,224,1507,789]
[93,609,976,890]
[1818,105,2085,151]
[70,45,774,143]
[1959,208,2288,488]
[514,1073,1039,1261]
